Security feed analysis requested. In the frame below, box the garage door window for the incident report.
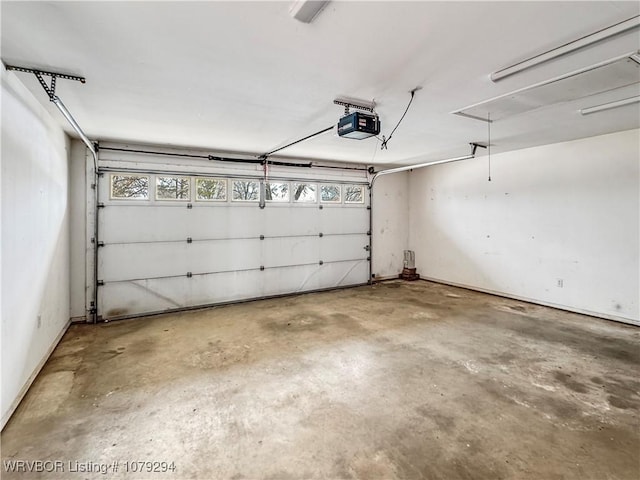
[156,176,191,201]
[232,180,260,202]
[320,184,341,203]
[196,178,227,201]
[110,174,149,200]
[293,183,317,203]
[345,184,365,204]
[265,182,290,202]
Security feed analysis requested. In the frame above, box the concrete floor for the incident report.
[2,280,639,479]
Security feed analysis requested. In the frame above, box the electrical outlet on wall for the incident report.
[557,279,564,288]
[37,315,42,328]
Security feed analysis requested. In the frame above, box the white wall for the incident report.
[409,129,639,325]
[69,139,87,320]
[1,70,71,428]
[372,172,409,279]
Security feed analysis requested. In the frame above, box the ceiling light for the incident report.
[289,0,330,23]
[454,52,640,121]
[580,95,640,115]
[491,15,640,81]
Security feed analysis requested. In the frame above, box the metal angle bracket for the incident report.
[4,64,86,101]
[334,97,376,114]
[470,142,488,156]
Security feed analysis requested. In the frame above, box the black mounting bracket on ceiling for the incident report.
[4,64,86,101]
[470,142,487,156]
[333,98,376,115]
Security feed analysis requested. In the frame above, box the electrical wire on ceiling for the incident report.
[370,133,380,165]
[379,87,421,150]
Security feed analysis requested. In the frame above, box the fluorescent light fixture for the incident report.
[491,15,640,82]
[289,0,330,23]
[455,51,640,121]
[580,95,640,115]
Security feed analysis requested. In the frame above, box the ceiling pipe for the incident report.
[50,96,100,325]
[370,143,485,187]
[51,96,97,165]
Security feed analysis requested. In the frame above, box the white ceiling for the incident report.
[2,1,639,166]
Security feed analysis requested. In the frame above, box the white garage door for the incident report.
[95,145,370,320]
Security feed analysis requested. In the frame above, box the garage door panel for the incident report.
[99,280,183,318]
[261,265,322,295]
[98,168,370,320]
[261,262,367,297]
[321,235,369,262]
[144,205,264,240]
[317,260,369,287]
[99,240,262,281]
[99,262,366,320]
[262,207,320,236]
[99,271,264,319]
[100,206,192,243]
[100,205,268,243]
[263,237,319,268]
[321,207,368,234]
[184,207,242,239]
[99,243,183,281]
[185,271,263,305]
[209,205,265,238]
